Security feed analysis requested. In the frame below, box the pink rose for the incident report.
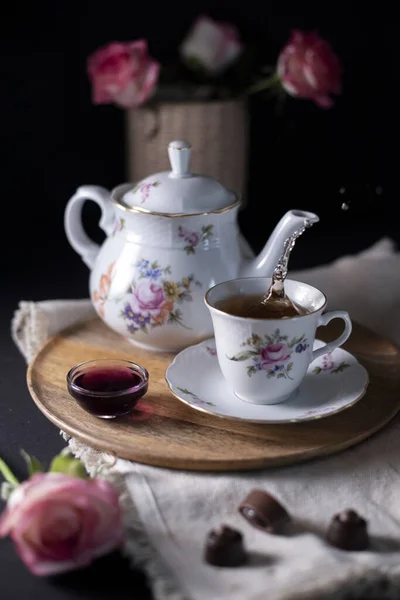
[140,183,152,201]
[131,280,165,317]
[260,343,291,368]
[186,232,200,246]
[180,15,243,75]
[87,40,160,109]
[0,473,123,576]
[322,353,334,371]
[277,30,342,108]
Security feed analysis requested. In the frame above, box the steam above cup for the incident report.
[205,278,352,405]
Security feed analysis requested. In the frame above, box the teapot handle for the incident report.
[64,185,114,269]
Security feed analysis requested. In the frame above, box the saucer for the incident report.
[165,339,369,424]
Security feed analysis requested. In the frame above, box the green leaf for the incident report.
[267,371,276,379]
[0,457,19,485]
[49,454,88,479]
[20,450,44,476]
[177,387,192,395]
[288,335,300,348]
[313,366,322,374]
[227,350,259,362]
[332,362,350,374]
[286,362,293,372]
[59,447,74,457]
[277,373,285,378]
[247,334,262,346]
[201,225,213,236]
[247,365,257,377]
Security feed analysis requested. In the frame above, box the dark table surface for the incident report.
[0,213,398,599]
[0,259,154,599]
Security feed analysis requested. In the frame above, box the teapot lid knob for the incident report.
[168,141,192,179]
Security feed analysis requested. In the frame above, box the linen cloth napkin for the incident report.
[11,237,400,600]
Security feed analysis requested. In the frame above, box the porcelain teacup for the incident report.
[205,277,352,405]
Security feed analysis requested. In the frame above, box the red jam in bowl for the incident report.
[66,359,149,419]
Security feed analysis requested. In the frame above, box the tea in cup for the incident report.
[205,277,352,405]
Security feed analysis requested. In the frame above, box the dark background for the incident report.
[0,1,398,598]
[1,0,399,283]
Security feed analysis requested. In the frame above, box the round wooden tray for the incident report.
[27,317,400,471]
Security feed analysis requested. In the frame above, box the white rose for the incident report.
[180,16,243,76]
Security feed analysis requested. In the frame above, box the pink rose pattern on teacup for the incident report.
[259,343,291,367]
[132,181,160,204]
[177,224,214,255]
[87,40,160,109]
[228,329,309,380]
[120,259,201,334]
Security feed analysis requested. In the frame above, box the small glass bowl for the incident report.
[66,359,149,419]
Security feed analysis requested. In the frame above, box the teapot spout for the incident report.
[240,210,319,278]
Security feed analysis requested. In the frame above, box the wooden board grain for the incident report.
[27,317,400,471]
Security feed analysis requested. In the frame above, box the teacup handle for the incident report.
[311,310,352,363]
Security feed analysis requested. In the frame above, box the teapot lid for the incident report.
[120,141,239,215]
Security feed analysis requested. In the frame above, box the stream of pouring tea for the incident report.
[245,218,314,318]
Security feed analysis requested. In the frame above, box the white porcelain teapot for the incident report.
[64,140,319,352]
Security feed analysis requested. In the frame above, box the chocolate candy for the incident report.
[325,509,369,551]
[238,488,290,533]
[204,524,247,567]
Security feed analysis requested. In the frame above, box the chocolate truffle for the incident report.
[238,489,291,533]
[204,524,247,567]
[325,509,369,551]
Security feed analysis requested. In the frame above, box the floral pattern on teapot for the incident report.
[177,224,214,255]
[92,261,115,318]
[131,181,160,204]
[112,218,125,236]
[64,138,320,352]
[120,259,202,335]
